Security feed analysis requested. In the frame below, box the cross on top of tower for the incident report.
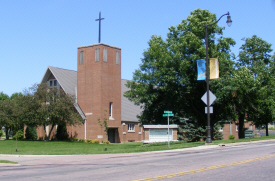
[95,11,105,43]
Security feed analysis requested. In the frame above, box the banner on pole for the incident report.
[197,59,206,80]
[210,58,219,79]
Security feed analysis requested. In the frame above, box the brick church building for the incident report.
[39,43,144,143]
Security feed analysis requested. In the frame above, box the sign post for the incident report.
[163,111,174,148]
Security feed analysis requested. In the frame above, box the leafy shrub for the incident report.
[25,126,37,140]
[92,139,100,144]
[228,135,235,140]
[270,127,274,130]
[102,140,110,144]
[12,130,24,140]
[87,139,92,143]
[0,130,3,137]
[173,117,206,142]
[69,137,79,142]
[56,123,69,141]
[213,123,223,140]
[79,139,86,143]
[38,137,44,141]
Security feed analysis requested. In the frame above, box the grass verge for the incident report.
[0,135,274,155]
[0,160,17,164]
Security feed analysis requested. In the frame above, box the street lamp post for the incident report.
[205,12,232,143]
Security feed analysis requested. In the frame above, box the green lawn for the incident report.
[0,135,275,155]
[0,160,17,164]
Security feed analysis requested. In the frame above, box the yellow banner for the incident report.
[210,58,219,79]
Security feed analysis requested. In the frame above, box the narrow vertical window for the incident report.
[103,48,107,62]
[79,51,84,64]
[95,48,100,62]
[50,80,53,87]
[54,80,57,86]
[116,51,120,65]
[109,102,113,118]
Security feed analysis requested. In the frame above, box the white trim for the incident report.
[143,125,178,129]
[85,113,93,116]
[84,119,86,140]
[78,43,121,50]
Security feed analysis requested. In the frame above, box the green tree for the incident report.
[25,126,37,140]
[0,92,9,101]
[124,9,235,138]
[55,122,69,141]
[236,35,274,137]
[23,83,84,140]
[0,92,23,139]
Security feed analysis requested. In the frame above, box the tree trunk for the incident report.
[238,114,245,139]
[265,123,269,136]
[43,125,48,141]
[48,125,55,141]
[5,127,9,140]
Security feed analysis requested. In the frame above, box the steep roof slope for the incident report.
[40,67,142,122]
[41,66,77,96]
[121,79,143,122]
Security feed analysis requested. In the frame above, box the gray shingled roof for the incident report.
[41,66,77,96]
[41,67,142,122]
[121,79,143,122]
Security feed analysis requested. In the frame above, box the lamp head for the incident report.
[226,13,232,27]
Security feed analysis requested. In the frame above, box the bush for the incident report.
[87,139,92,143]
[0,130,3,137]
[92,139,100,144]
[56,123,69,141]
[12,130,24,140]
[69,138,79,142]
[79,139,86,143]
[25,126,37,140]
[228,135,235,140]
[102,140,110,144]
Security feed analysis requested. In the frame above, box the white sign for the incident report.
[149,129,173,142]
[201,91,216,106]
[205,107,213,114]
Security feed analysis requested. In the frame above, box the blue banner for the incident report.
[197,59,206,80]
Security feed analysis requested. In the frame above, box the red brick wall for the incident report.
[222,121,255,140]
[76,44,121,142]
[120,122,143,142]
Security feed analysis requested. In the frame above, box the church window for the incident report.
[128,123,135,131]
[103,48,107,62]
[54,80,57,86]
[50,80,53,87]
[95,48,100,62]
[116,51,120,65]
[109,102,113,118]
[79,51,84,64]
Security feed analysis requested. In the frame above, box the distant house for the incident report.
[219,120,255,140]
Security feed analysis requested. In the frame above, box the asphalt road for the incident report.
[1,140,275,181]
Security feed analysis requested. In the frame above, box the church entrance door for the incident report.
[108,129,116,143]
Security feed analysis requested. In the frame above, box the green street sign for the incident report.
[164,111,172,113]
[163,113,174,117]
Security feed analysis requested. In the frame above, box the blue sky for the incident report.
[1,0,275,96]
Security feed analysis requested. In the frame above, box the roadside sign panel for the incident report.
[205,107,213,114]
[163,114,174,117]
[164,111,172,113]
[201,91,216,106]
